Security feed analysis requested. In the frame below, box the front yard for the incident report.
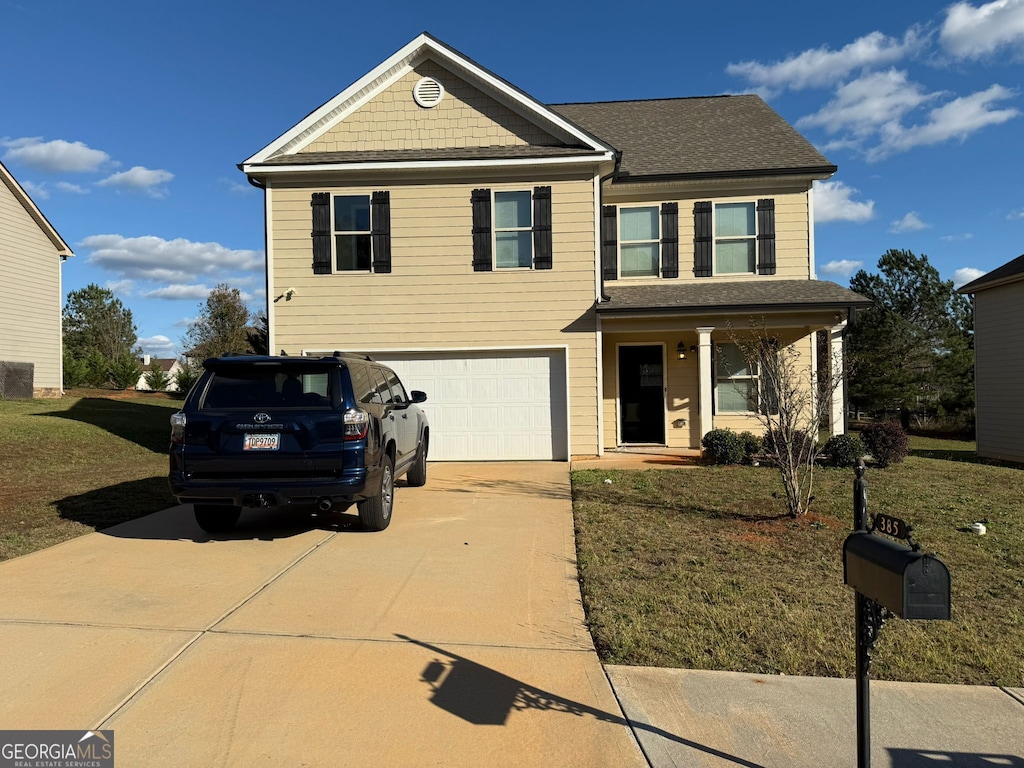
[572,448,1024,687]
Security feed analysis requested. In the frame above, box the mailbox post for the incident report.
[843,461,950,768]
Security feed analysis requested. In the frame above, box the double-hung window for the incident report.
[494,191,533,269]
[715,202,756,274]
[310,191,391,275]
[619,206,660,278]
[716,342,759,413]
[471,187,552,271]
[334,195,372,272]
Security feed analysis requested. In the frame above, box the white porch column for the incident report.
[829,321,848,436]
[698,327,715,440]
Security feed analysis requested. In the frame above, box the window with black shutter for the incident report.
[601,206,618,282]
[471,189,492,272]
[309,192,391,274]
[473,187,553,270]
[532,186,552,270]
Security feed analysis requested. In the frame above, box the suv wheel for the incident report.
[406,438,428,487]
[359,455,394,531]
[194,504,242,533]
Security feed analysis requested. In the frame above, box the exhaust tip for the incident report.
[317,497,333,512]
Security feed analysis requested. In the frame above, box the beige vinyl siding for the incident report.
[269,175,599,455]
[973,281,1024,463]
[300,60,561,154]
[604,185,811,284]
[0,180,62,393]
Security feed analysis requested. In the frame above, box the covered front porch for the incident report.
[595,281,871,454]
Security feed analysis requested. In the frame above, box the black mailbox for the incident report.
[843,531,950,619]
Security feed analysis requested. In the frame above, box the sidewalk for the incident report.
[606,666,1024,768]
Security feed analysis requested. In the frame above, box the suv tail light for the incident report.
[344,408,369,440]
[170,412,187,443]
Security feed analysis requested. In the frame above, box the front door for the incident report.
[618,345,665,444]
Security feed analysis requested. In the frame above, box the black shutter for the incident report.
[756,198,776,275]
[311,192,331,274]
[693,201,712,277]
[471,189,492,272]
[532,186,552,270]
[660,202,679,279]
[371,191,391,274]
[601,205,618,282]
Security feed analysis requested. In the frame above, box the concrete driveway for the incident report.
[0,462,645,767]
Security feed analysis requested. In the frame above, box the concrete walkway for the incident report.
[0,462,645,767]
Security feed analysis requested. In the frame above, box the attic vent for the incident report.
[413,77,445,108]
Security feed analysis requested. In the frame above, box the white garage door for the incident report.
[370,350,567,461]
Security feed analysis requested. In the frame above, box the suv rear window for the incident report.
[201,365,333,410]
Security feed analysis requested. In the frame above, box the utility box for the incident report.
[843,531,950,620]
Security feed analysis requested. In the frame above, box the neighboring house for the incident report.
[240,33,869,461]
[136,355,183,392]
[0,160,73,398]
[958,254,1024,463]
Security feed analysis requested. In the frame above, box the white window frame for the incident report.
[618,204,661,279]
[715,342,760,414]
[332,194,373,274]
[493,190,534,270]
[713,201,757,276]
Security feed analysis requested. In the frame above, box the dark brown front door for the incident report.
[618,345,665,444]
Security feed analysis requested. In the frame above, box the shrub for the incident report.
[109,353,142,390]
[763,428,818,463]
[822,434,865,468]
[701,428,744,465]
[860,421,910,468]
[173,363,201,395]
[144,362,169,392]
[737,431,763,463]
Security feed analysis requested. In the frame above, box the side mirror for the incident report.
[411,390,427,404]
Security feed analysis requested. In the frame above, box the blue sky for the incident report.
[4,0,1022,357]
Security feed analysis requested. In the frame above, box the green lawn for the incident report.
[572,440,1024,687]
[0,391,181,561]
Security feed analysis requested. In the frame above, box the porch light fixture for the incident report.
[677,342,686,360]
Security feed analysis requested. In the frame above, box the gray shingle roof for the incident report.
[256,145,597,166]
[597,280,870,315]
[957,253,1024,293]
[552,95,835,180]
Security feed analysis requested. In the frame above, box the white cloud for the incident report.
[940,232,975,242]
[941,0,1024,59]
[813,180,875,223]
[19,180,48,200]
[138,335,178,358]
[868,84,1019,161]
[954,267,987,287]
[1,137,111,172]
[143,284,217,301]
[96,166,174,198]
[819,259,864,279]
[221,177,255,195]
[1008,208,1024,219]
[173,317,198,328]
[79,234,264,283]
[890,212,931,233]
[726,30,923,94]
[104,279,135,295]
[56,181,89,194]
[797,70,941,137]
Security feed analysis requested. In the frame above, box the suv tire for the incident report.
[194,504,242,534]
[358,454,394,531]
[406,437,428,487]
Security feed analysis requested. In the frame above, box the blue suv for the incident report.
[169,353,429,533]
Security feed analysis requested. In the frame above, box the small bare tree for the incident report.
[724,320,848,517]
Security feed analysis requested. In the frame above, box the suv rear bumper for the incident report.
[169,465,379,509]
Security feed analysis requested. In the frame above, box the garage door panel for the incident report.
[369,350,567,461]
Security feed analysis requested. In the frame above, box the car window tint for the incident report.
[385,370,408,405]
[348,363,378,405]
[372,368,394,404]
[202,366,332,409]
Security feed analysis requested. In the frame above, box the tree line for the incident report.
[62,283,267,392]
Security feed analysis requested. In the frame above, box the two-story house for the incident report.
[240,33,869,461]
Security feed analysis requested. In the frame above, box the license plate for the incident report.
[244,433,280,451]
